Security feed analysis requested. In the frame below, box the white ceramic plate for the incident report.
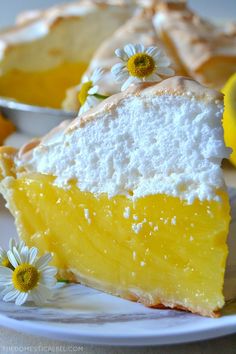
[0,189,236,346]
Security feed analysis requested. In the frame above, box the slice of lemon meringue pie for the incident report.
[0,77,230,317]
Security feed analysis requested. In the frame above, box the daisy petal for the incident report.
[11,247,23,264]
[18,240,26,252]
[6,251,18,268]
[121,76,139,91]
[91,67,104,83]
[17,246,29,263]
[114,70,129,83]
[0,280,12,287]
[0,276,12,286]
[35,253,52,271]
[41,266,57,277]
[40,275,57,287]
[15,292,28,306]
[86,95,99,106]
[3,289,20,302]
[117,69,129,80]
[147,73,162,82]
[29,247,38,265]
[0,265,12,277]
[37,284,53,299]
[30,291,43,306]
[145,46,161,57]
[0,267,12,287]
[157,66,175,76]
[124,44,136,57]
[111,63,126,76]
[30,289,47,306]
[134,44,145,53]
[31,284,52,305]
[80,96,98,115]
[156,56,172,66]
[1,285,15,297]
[0,266,12,278]
[88,85,99,95]
[115,48,128,61]
[79,102,90,116]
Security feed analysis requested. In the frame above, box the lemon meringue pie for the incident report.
[0,77,230,317]
[0,0,135,108]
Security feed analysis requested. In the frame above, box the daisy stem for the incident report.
[57,279,70,284]
[93,93,109,100]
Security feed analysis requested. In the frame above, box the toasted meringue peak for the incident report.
[153,1,236,88]
[0,0,136,73]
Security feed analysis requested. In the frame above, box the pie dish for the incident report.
[0,76,231,317]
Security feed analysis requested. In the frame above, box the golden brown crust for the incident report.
[63,268,221,318]
[150,303,220,318]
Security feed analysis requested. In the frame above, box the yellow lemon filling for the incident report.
[3,172,230,317]
[0,62,87,108]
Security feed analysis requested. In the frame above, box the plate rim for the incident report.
[0,306,236,346]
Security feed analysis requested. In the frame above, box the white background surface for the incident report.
[0,1,236,353]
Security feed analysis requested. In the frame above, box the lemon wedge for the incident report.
[222,73,236,166]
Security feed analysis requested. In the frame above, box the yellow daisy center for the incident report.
[12,263,39,292]
[78,81,92,106]
[127,53,155,78]
[2,257,14,269]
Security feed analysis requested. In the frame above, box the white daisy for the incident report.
[78,68,107,116]
[0,238,25,269]
[111,43,175,91]
[0,245,57,306]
